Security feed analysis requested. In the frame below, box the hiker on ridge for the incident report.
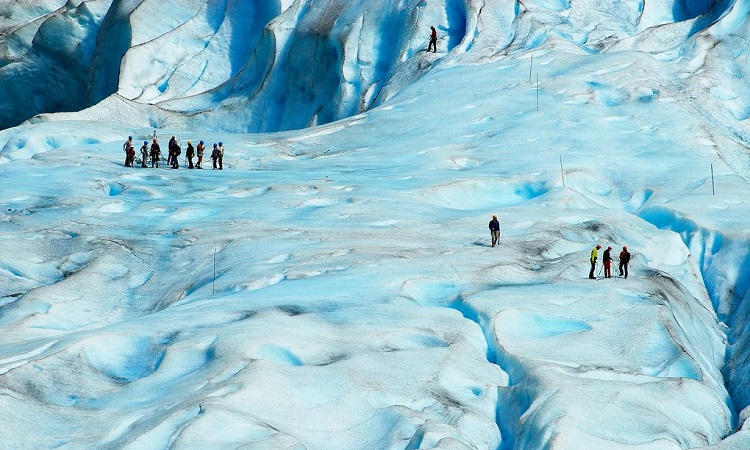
[428,26,438,53]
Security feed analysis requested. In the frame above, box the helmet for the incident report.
[199,141,204,145]
[218,142,223,146]
[128,136,133,140]
[213,143,217,147]
[144,141,148,145]
[188,141,192,145]
[596,244,601,249]
[492,215,497,219]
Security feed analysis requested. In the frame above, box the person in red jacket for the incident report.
[428,26,437,52]
[196,141,205,169]
[619,246,631,279]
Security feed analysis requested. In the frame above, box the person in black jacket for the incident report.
[150,139,161,168]
[168,135,177,167]
[603,246,613,278]
[428,26,437,52]
[488,214,500,247]
[186,141,195,169]
[619,246,631,279]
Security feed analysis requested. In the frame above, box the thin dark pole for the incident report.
[711,164,715,195]
[560,155,565,187]
[529,55,533,84]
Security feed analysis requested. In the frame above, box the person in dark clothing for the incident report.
[140,141,149,168]
[589,244,601,279]
[217,142,225,170]
[168,135,177,167]
[428,26,437,52]
[123,136,134,167]
[619,246,631,279]
[603,246,613,278]
[196,141,205,169]
[488,214,500,247]
[211,143,219,169]
[172,144,181,169]
[125,144,136,167]
[186,141,195,169]
[150,139,161,168]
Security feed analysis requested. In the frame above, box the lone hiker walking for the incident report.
[428,26,438,53]
[589,244,601,279]
[489,214,500,247]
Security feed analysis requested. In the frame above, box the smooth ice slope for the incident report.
[2,0,750,449]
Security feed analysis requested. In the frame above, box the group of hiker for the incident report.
[488,215,632,279]
[589,244,631,279]
[122,135,225,170]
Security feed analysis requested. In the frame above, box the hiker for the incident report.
[150,139,161,168]
[196,141,204,169]
[168,135,177,167]
[186,141,195,169]
[217,141,225,170]
[488,214,500,247]
[123,136,134,167]
[126,144,136,167]
[589,244,601,279]
[171,143,181,169]
[140,141,149,168]
[211,143,219,169]
[603,246,613,278]
[619,246,631,279]
[428,26,437,52]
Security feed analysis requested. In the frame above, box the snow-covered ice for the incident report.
[1,0,750,449]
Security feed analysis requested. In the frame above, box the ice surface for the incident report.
[2,0,750,449]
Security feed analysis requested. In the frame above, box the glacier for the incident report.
[1,0,750,449]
